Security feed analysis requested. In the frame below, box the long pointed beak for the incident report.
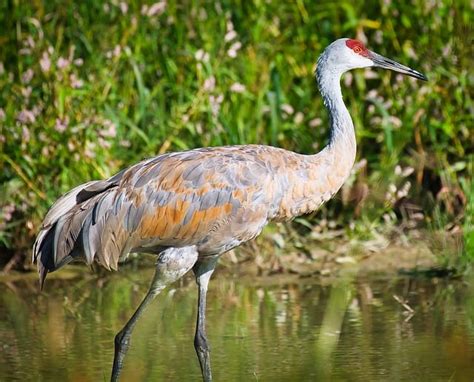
[369,51,427,81]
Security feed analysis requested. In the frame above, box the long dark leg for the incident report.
[193,257,218,382]
[111,246,199,382]
[112,284,160,381]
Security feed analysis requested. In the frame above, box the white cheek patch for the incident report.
[364,57,375,67]
[355,52,374,66]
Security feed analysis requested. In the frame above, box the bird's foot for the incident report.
[111,330,131,382]
[195,345,212,382]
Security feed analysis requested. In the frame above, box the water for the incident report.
[0,268,473,381]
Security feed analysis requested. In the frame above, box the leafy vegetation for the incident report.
[0,0,472,270]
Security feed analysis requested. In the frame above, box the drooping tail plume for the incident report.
[33,171,125,289]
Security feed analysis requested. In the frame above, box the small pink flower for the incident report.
[227,42,242,58]
[294,112,304,125]
[309,118,322,127]
[281,104,294,115]
[25,36,35,48]
[203,76,216,92]
[119,1,128,14]
[21,68,34,84]
[100,119,117,138]
[195,49,210,63]
[84,141,96,158]
[22,126,30,142]
[32,104,43,116]
[106,45,122,59]
[145,2,167,16]
[230,82,245,93]
[55,117,69,133]
[98,136,111,149]
[388,116,402,128]
[224,30,237,42]
[3,204,15,221]
[17,109,36,124]
[21,86,32,98]
[57,57,69,69]
[209,94,223,117]
[70,74,84,88]
[40,51,51,73]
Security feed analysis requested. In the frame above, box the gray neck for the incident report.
[316,65,356,161]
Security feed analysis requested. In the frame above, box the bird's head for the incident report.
[318,38,427,81]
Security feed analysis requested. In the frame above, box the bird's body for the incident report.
[33,38,426,381]
[34,143,355,278]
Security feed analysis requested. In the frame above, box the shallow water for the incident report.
[0,268,473,381]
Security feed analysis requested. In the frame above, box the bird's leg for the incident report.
[111,283,159,382]
[193,256,218,382]
[111,246,199,382]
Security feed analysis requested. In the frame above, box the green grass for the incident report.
[0,0,472,267]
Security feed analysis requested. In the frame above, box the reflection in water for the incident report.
[0,270,474,381]
[314,281,352,380]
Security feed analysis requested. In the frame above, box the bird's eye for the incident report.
[346,39,368,56]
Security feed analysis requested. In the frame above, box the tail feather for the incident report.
[33,172,125,289]
[35,222,56,290]
[37,181,97,238]
[53,205,91,266]
[81,191,126,271]
[81,206,97,266]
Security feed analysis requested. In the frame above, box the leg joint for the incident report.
[194,330,210,352]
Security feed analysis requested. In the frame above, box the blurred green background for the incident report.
[0,0,472,271]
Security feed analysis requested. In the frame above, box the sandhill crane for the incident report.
[33,38,426,381]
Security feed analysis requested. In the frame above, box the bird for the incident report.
[33,38,427,381]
